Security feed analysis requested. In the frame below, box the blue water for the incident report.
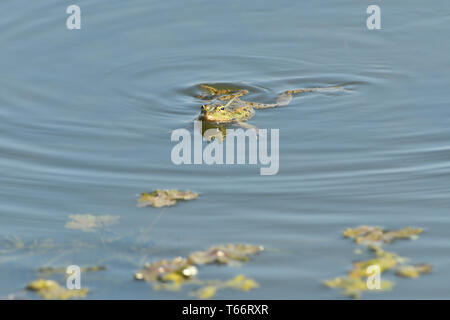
[1,0,449,299]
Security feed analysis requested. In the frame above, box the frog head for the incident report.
[200,97,242,123]
[201,104,233,122]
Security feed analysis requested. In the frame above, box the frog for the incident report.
[196,84,341,140]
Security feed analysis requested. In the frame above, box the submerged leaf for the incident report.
[0,236,25,251]
[195,286,218,299]
[395,264,432,278]
[0,236,57,258]
[137,189,199,208]
[225,274,259,291]
[26,279,88,300]
[65,214,120,232]
[192,275,259,299]
[188,244,264,265]
[343,226,422,244]
[38,266,106,275]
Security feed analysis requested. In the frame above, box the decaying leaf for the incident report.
[224,274,259,291]
[38,266,106,275]
[134,257,197,283]
[26,279,88,300]
[192,275,259,299]
[134,244,263,298]
[194,285,218,299]
[65,214,120,232]
[135,244,263,282]
[152,270,200,292]
[324,276,394,299]
[325,225,431,299]
[188,244,264,265]
[343,226,422,244]
[395,264,432,278]
[348,250,403,279]
[137,189,199,208]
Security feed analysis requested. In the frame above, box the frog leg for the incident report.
[234,121,259,135]
[200,84,232,95]
[195,94,213,100]
[199,84,219,95]
[195,85,215,100]
[196,84,234,100]
[276,85,343,106]
[196,84,235,99]
[244,101,278,109]
[217,90,249,101]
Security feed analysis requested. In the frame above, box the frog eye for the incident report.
[201,105,206,110]
[220,107,225,111]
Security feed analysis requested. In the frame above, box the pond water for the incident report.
[1,0,449,299]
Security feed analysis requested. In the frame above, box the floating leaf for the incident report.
[137,189,199,208]
[325,248,399,298]
[188,244,264,265]
[325,225,430,299]
[324,276,393,299]
[343,226,422,245]
[395,264,432,278]
[348,250,403,279]
[153,274,183,291]
[138,192,176,207]
[134,257,197,283]
[26,279,88,300]
[65,214,120,232]
[135,244,263,298]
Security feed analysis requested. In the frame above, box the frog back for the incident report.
[215,98,255,122]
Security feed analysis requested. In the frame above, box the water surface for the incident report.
[1,0,449,299]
